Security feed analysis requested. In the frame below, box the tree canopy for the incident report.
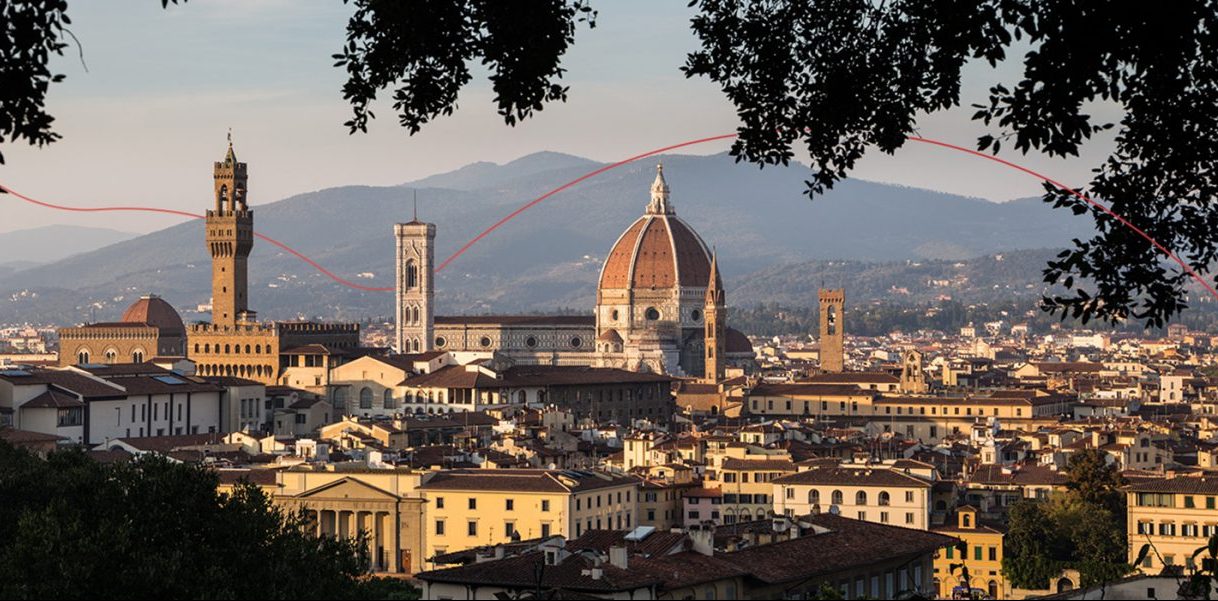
[0,441,414,600]
[4,1,1218,327]
[1003,450,1129,590]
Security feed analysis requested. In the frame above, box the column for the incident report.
[373,511,386,572]
[385,510,400,573]
[338,510,350,539]
[312,509,322,538]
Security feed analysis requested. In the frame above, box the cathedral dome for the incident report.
[598,165,712,291]
[121,295,185,335]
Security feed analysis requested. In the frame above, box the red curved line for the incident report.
[4,132,1215,305]
[0,183,395,293]
[905,136,1218,302]
[434,133,738,273]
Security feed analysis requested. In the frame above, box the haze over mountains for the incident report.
[0,151,1097,325]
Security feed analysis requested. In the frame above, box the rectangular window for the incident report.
[541,499,550,512]
[1186,496,1196,508]
[436,497,445,509]
[506,499,514,511]
[905,491,914,503]
[906,512,915,524]
[989,547,997,561]
[946,546,954,559]
[1208,497,1216,509]
[468,498,477,510]
[467,521,477,536]
[435,520,445,535]
[541,523,551,537]
[505,522,516,537]
[880,511,889,524]
[974,546,983,561]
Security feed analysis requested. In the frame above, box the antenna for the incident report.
[413,189,418,222]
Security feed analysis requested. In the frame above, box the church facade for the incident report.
[395,164,753,379]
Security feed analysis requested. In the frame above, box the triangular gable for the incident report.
[293,476,402,501]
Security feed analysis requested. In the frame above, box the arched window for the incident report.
[77,350,90,364]
[233,344,240,354]
[538,390,547,404]
[383,389,394,410]
[878,491,891,506]
[412,307,420,324]
[218,184,229,209]
[831,490,843,505]
[412,339,420,352]
[406,260,417,289]
[988,581,998,598]
[809,489,820,504]
[132,350,144,363]
[332,387,348,411]
[104,348,117,363]
[244,344,251,354]
[856,491,868,506]
[225,344,231,354]
[204,343,211,353]
[517,390,527,404]
[359,387,373,409]
[194,343,200,353]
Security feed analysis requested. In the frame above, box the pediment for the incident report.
[293,477,401,501]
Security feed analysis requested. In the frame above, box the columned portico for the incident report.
[279,478,424,574]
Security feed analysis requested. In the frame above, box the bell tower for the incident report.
[395,203,435,353]
[818,288,844,372]
[206,134,253,327]
[703,251,725,383]
[900,349,927,393]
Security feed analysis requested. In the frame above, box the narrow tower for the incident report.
[395,207,435,354]
[818,288,845,372]
[206,135,253,327]
[900,349,927,393]
[703,251,726,383]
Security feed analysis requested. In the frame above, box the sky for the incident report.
[1,0,1122,235]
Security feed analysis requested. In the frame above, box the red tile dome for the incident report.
[598,165,712,292]
[121,295,185,335]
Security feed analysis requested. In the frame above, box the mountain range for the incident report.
[0,151,1099,325]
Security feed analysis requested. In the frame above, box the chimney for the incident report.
[688,524,715,557]
[608,546,628,570]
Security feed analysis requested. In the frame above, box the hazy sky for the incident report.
[1,0,1121,235]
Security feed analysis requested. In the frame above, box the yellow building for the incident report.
[416,468,639,567]
[705,457,797,524]
[932,506,1008,599]
[772,465,933,530]
[1126,475,1218,573]
[217,467,428,575]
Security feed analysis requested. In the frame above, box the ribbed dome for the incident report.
[598,165,712,291]
[121,295,185,335]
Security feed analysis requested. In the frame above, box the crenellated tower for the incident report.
[818,288,844,372]
[703,251,725,383]
[206,136,253,327]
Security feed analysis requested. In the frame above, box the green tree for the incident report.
[1002,500,1065,589]
[5,1,1218,327]
[1004,455,1131,591]
[0,441,414,600]
[1066,448,1127,514]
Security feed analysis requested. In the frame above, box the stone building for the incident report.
[818,288,845,372]
[185,138,359,386]
[396,164,754,378]
[58,294,187,366]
